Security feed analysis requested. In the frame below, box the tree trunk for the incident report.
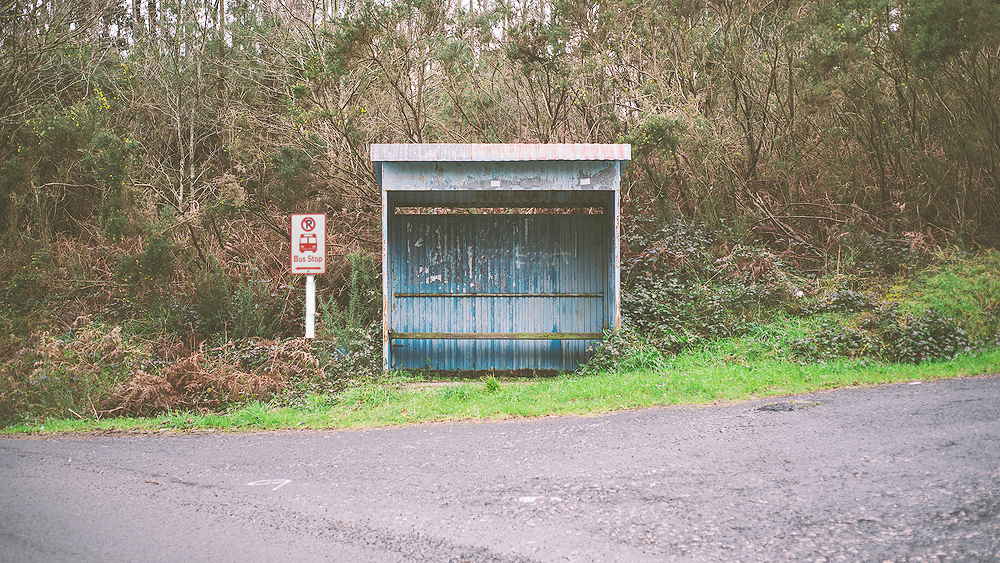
[147,0,157,37]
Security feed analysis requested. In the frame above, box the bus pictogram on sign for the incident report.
[299,233,318,253]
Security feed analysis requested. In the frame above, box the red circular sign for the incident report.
[301,217,316,231]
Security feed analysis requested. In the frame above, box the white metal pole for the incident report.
[305,274,315,339]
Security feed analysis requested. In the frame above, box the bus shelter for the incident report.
[373,144,630,371]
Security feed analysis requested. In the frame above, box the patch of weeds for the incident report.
[790,304,971,364]
[301,393,339,413]
[581,326,667,374]
[310,323,380,384]
[0,318,133,425]
[817,289,878,313]
[208,338,272,371]
[341,252,381,329]
[788,279,879,316]
[176,263,294,341]
[342,385,400,409]
[624,220,717,282]
[853,234,929,278]
[227,279,286,340]
[179,259,230,335]
[229,400,271,427]
[436,385,473,402]
[789,321,882,360]
[890,309,971,364]
[482,374,501,393]
[307,252,383,390]
[308,284,383,394]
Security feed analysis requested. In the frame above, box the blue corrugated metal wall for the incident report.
[389,214,606,370]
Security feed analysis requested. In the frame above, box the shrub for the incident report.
[265,135,327,211]
[580,325,666,374]
[790,303,971,364]
[343,252,380,328]
[82,132,137,241]
[623,274,789,354]
[303,251,384,388]
[624,220,717,283]
[118,233,175,293]
[890,310,970,364]
[0,319,131,425]
[789,321,882,360]
[111,338,323,416]
[621,222,798,354]
[227,280,285,340]
[312,318,382,383]
[1,251,51,314]
[851,234,928,278]
[791,288,878,316]
[180,260,231,335]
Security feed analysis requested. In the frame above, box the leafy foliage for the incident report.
[117,233,175,292]
[905,0,1000,67]
[621,220,796,354]
[312,252,383,383]
[580,325,666,375]
[790,305,971,364]
[2,252,52,315]
[897,250,1000,341]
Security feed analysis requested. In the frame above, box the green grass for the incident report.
[893,249,1000,340]
[7,347,999,435]
[5,249,999,436]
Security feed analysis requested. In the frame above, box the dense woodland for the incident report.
[2,0,1000,419]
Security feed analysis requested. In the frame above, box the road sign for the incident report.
[290,214,326,274]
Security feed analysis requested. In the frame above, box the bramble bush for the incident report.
[621,220,797,354]
[790,302,970,364]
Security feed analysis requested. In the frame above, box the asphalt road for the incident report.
[2,375,999,563]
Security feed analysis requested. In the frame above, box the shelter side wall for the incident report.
[609,174,621,331]
[381,166,390,371]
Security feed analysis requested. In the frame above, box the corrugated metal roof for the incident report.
[371,143,631,162]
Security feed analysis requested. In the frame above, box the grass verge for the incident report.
[6,347,999,436]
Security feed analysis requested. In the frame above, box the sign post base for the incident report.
[305,274,315,339]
